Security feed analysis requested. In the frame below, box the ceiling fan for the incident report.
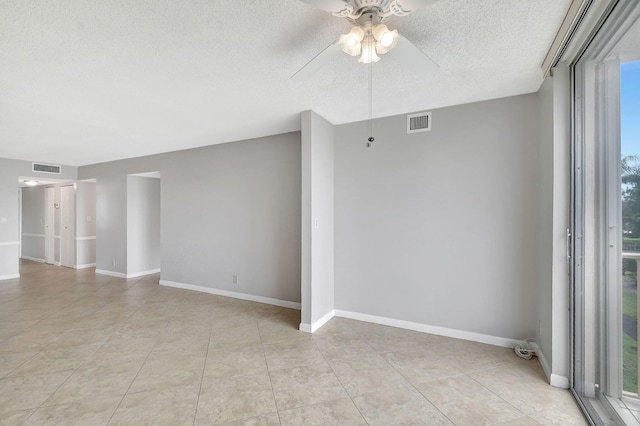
[292,0,441,81]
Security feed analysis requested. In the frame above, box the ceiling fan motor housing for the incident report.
[336,0,420,22]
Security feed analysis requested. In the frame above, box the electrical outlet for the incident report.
[112,259,116,267]
[233,275,238,284]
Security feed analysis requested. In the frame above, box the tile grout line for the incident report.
[360,334,457,426]
[19,352,91,424]
[311,325,371,425]
[401,365,457,425]
[341,326,377,425]
[192,323,214,426]
[2,350,42,380]
[465,367,532,422]
[262,338,283,424]
[104,331,162,425]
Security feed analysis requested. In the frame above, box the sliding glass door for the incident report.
[573,1,640,424]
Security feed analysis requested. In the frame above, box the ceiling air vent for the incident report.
[32,163,61,174]
[407,111,431,134]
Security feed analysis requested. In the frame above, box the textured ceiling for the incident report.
[0,0,572,166]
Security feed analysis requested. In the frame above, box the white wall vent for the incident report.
[32,163,61,174]
[407,111,432,133]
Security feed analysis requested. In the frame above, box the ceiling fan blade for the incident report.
[298,0,354,16]
[388,35,439,78]
[390,0,440,15]
[291,41,343,82]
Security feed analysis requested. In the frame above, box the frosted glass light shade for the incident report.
[373,24,399,54]
[358,39,380,63]
[339,26,365,56]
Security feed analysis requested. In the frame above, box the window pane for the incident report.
[621,60,640,396]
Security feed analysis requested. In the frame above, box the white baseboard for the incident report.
[74,263,96,269]
[334,309,518,348]
[300,310,335,333]
[21,256,45,263]
[550,374,570,389]
[537,346,551,380]
[159,279,301,310]
[537,348,569,389]
[0,274,20,281]
[126,268,160,278]
[95,269,127,278]
[96,268,160,278]
[53,262,61,266]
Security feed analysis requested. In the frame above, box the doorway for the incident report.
[126,172,161,277]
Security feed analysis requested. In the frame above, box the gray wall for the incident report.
[301,111,335,326]
[21,186,45,235]
[127,176,160,274]
[334,94,541,340]
[0,160,26,278]
[537,76,554,366]
[534,67,571,386]
[0,158,77,279]
[79,132,301,303]
[76,181,96,267]
[550,64,571,385]
[21,186,45,261]
[22,186,45,261]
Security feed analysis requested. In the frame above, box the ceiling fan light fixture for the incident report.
[292,0,441,81]
[339,25,365,56]
[373,24,399,54]
[358,39,380,63]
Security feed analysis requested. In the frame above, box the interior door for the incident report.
[44,186,55,264]
[60,185,75,268]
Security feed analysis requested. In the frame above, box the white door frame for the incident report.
[18,188,22,258]
[59,185,75,268]
[44,186,55,264]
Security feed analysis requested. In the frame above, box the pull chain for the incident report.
[366,14,374,148]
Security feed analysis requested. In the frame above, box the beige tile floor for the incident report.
[0,260,588,425]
